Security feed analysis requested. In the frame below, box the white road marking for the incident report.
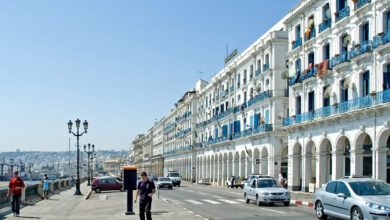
[199,192,207,195]
[202,199,221,204]
[186,199,203,205]
[213,195,223,199]
[217,199,239,204]
[187,211,194,214]
[235,199,246,203]
[261,208,286,214]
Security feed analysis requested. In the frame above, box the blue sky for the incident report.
[0,0,299,151]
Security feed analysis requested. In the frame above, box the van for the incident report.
[167,171,181,187]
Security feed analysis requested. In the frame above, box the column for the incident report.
[350,149,364,177]
[332,150,344,180]
[317,152,327,189]
[375,147,388,181]
[302,154,311,192]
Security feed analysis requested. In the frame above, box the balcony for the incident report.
[300,65,317,81]
[319,19,331,33]
[175,128,192,137]
[263,64,270,72]
[292,37,302,50]
[283,90,390,126]
[335,7,350,22]
[349,41,373,59]
[304,27,316,42]
[354,0,371,10]
[329,51,350,68]
[247,90,273,107]
[220,90,228,98]
[288,71,301,86]
[230,86,234,94]
[255,69,262,77]
[373,32,390,49]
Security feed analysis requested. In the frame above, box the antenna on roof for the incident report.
[197,71,204,80]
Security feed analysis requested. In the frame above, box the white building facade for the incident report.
[284,0,390,192]
[193,21,290,186]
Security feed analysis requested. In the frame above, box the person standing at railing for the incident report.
[42,175,49,200]
[7,171,25,217]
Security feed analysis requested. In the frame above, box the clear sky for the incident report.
[0,0,299,152]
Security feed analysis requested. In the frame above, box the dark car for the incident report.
[91,176,123,193]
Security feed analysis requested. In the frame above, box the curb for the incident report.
[290,199,314,208]
[84,190,93,200]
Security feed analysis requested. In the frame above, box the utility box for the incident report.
[123,166,137,191]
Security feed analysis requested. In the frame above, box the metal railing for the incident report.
[329,51,350,68]
[349,41,373,59]
[319,19,331,33]
[373,32,390,49]
[292,37,302,50]
[335,6,350,22]
[283,90,390,126]
[304,27,316,41]
[263,64,270,72]
[354,0,371,10]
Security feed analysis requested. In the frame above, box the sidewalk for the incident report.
[2,183,199,220]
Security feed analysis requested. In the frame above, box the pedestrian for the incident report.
[42,175,49,199]
[231,176,236,188]
[134,171,156,220]
[7,171,25,217]
[278,173,286,188]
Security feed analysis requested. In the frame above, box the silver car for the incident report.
[314,178,390,220]
[244,178,290,206]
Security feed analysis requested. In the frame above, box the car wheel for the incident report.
[169,186,173,190]
[178,184,180,187]
[315,201,327,219]
[95,188,101,193]
[284,201,290,206]
[244,193,250,204]
[351,207,364,220]
[256,195,262,206]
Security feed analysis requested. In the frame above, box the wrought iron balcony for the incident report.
[255,69,262,77]
[350,41,373,59]
[319,19,331,33]
[283,90,390,126]
[329,51,350,68]
[304,27,316,42]
[300,66,317,81]
[263,64,270,72]
[373,32,390,49]
[288,71,301,86]
[335,7,350,22]
[292,37,302,50]
[354,0,371,10]
[247,90,273,107]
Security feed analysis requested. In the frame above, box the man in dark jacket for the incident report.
[134,171,155,220]
[7,171,25,217]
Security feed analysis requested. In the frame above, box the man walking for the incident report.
[7,171,25,217]
[42,174,49,199]
[134,172,155,220]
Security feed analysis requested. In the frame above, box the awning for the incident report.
[323,85,333,98]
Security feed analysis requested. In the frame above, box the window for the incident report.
[244,91,247,103]
[384,64,390,90]
[341,35,349,53]
[257,59,261,70]
[323,44,330,60]
[237,74,241,88]
[250,65,254,80]
[295,59,302,72]
[337,0,347,11]
[323,87,330,107]
[325,181,338,193]
[386,11,390,33]
[243,70,247,84]
[362,71,370,96]
[295,25,301,40]
[336,182,351,197]
[360,23,369,43]
[295,96,302,115]
[340,79,349,102]
[308,52,315,66]
[322,3,330,21]
[308,91,315,111]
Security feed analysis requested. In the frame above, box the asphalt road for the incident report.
[158,182,318,220]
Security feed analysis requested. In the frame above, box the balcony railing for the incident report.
[329,51,350,68]
[263,64,270,72]
[164,145,192,155]
[354,0,371,10]
[292,37,302,50]
[304,27,316,41]
[373,32,390,49]
[319,19,331,33]
[220,90,228,98]
[300,65,317,81]
[247,90,273,107]
[335,7,350,22]
[175,128,192,137]
[288,71,301,86]
[229,86,234,94]
[350,41,373,59]
[283,90,390,126]
[255,69,262,77]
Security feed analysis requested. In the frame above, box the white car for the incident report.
[198,178,211,185]
[157,177,173,190]
[167,171,181,187]
[244,177,290,206]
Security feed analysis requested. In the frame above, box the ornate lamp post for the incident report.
[83,143,95,186]
[68,118,88,195]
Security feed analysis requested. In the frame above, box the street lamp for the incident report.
[68,118,88,195]
[83,143,95,186]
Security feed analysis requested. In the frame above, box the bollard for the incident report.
[123,166,137,215]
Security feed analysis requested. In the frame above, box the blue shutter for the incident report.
[254,114,259,129]
[214,128,218,139]
[222,125,228,137]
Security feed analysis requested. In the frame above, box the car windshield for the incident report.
[257,179,278,188]
[169,173,179,177]
[349,181,390,196]
[158,178,170,181]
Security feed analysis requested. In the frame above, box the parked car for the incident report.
[314,178,390,220]
[167,171,181,187]
[91,176,123,193]
[149,174,158,182]
[198,178,211,185]
[157,177,173,189]
[243,177,290,206]
[226,176,244,188]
